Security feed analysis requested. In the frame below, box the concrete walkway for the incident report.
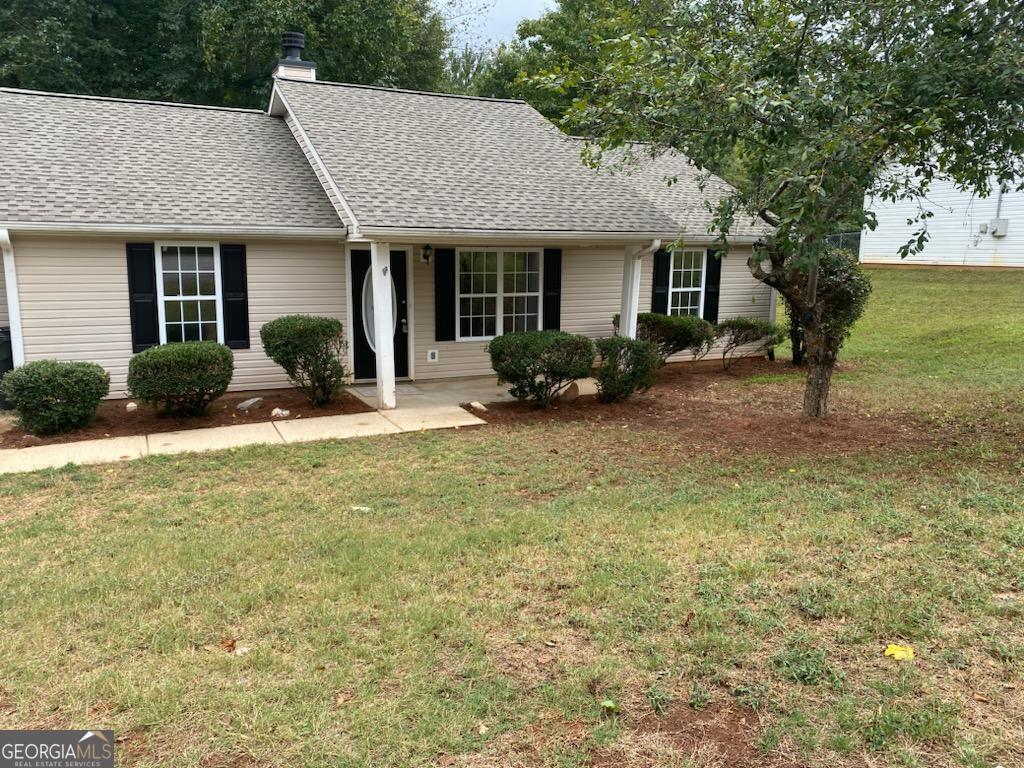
[0,405,485,475]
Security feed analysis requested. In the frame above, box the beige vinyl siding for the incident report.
[232,240,346,391]
[12,235,346,396]
[559,247,627,338]
[0,258,8,325]
[14,235,135,393]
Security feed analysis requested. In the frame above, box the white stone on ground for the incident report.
[236,397,264,412]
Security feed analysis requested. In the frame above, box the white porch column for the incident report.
[0,229,25,366]
[619,245,645,339]
[369,241,397,410]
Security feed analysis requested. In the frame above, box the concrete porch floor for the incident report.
[349,376,517,409]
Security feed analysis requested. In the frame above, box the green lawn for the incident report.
[1,267,1022,768]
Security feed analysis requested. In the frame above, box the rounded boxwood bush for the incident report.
[0,360,110,435]
[715,317,786,369]
[260,315,347,406]
[594,336,661,403]
[614,312,716,362]
[127,341,234,416]
[487,330,594,407]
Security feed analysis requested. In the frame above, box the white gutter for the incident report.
[272,82,362,238]
[1,229,25,366]
[0,222,346,239]
[357,226,739,245]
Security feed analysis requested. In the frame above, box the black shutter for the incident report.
[542,248,562,330]
[220,244,250,349]
[126,242,159,352]
[651,249,671,314]
[434,248,456,341]
[703,249,722,324]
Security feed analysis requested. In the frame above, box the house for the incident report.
[0,34,774,410]
[860,176,1024,267]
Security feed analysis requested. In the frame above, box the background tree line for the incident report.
[0,0,452,107]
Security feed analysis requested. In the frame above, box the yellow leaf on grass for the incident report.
[884,644,915,660]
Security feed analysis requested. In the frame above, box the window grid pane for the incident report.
[160,245,219,344]
[501,251,541,334]
[457,251,500,338]
[669,250,705,317]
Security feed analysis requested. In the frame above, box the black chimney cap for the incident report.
[282,31,305,51]
[279,31,315,70]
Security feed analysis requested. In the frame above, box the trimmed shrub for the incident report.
[127,341,234,416]
[594,336,661,403]
[260,315,347,406]
[0,360,109,435]
[487,330,594,407]
[715,317,786,369]
[614,312,716,362]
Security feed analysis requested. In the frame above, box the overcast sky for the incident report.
[455,0,553,45]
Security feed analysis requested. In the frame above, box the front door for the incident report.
[351,249,409,380]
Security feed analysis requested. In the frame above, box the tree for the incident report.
[542,0,1024,416]
[1,0,452,108]
[469,0,673,119]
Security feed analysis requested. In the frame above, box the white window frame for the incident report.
[668,248,707,318]
[154,241,225,345]
[455,248,544,341]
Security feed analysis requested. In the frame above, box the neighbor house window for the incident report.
[457,249,541,340]
[669,249,706,316]
[156,243,223,343]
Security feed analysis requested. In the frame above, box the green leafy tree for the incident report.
[1,0,452,107]
[544,0,1024,416]
[470,0,672,119]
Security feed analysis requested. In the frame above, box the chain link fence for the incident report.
[825,231,862,254]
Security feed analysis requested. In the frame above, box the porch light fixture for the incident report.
[420,244,433,264]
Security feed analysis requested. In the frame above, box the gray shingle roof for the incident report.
[274,79,679,235]
[608,146,772,240]
[0,88,343,230]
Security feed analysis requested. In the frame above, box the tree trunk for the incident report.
[802,327,838,418]
[789,313,806,366]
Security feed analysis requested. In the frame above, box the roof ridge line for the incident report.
[0,87,266,114]
[274,76,528,105]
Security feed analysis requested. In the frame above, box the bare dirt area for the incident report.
[591,702,775,768]
[0,388,372,448]
[475,357,943,460]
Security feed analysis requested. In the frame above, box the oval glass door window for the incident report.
[361,270,399,354]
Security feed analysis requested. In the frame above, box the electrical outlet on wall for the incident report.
[427,350,439,362]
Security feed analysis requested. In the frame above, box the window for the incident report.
[669,249,706,317]
[457,249,541,339]
[156,243,223,343]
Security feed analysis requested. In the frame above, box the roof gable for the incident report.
[273,79,679,236]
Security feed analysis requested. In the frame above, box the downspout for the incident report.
[638,239,662,260]
[620,239,661,340]
[0,229,25,366]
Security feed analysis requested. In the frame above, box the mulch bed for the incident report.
[0,388,372,449]
[474,357,950,459]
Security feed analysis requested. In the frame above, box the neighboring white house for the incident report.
[860,176,1024,267]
